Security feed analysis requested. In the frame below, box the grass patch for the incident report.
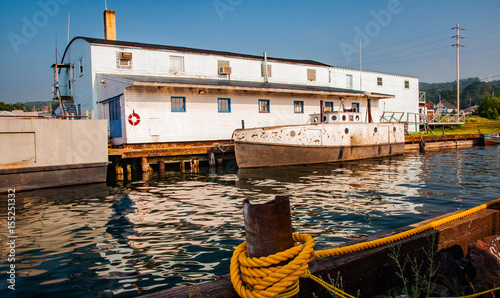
[408,116,500,137]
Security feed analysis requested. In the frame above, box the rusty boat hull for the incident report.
[233,122,405,168]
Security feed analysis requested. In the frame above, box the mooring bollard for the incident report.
[243,196,295,258]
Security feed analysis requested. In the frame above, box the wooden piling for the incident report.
[243,196,294,258]
[191,159,199,173]
[208,152,216,167]
[158,161,165,173]
[141,157,149,172]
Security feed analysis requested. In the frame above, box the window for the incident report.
[218,98,231,113]
[117,52,132,69]
[258,99,270,113]
[325,102,334,112]
[78,57,84,76]
[170,56,184,72]
[218,60,231,75]
[261,64,272,77]
[377,77,383,86]
[352,102,360,113]
[404,80,410,89]
[307,69,316,81]
[109,97,120,120]
[294,101,304,113]
[171,96,186,112]
[346,74,353,89]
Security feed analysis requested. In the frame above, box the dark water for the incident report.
[1,146,500,297]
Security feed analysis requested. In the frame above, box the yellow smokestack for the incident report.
[104,10,116,40]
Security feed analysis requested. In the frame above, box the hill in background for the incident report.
[420,77,499,109]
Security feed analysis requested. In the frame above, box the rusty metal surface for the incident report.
[243,196,294,258]
[233,122,405,168]
[235,142,405,168]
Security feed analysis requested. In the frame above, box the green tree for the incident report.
[476,96,500,120]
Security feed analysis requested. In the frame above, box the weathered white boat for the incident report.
[233,110,405,168]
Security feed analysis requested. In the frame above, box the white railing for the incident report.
[380,112,465,133]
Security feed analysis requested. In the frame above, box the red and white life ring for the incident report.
[128,112,140,126]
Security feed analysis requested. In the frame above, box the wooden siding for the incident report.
[123,86,373,144]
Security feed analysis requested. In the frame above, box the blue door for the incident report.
[108,96,122,137]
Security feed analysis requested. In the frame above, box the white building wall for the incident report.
[61,39,94,114]
[121,86,375,143]
[62,37,421,143]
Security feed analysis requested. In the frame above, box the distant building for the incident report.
[51,10,420,146]
[463,105,479,115]
[435,101,457,114]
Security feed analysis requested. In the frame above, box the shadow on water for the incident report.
[1,146,500,297]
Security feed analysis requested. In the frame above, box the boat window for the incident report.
[294,101,304,113]
[325,102,334,112]
[218,98,231,113]
[259,99,270,113]
[352,103,360,113]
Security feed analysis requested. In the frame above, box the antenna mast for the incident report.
[67,14,70,45]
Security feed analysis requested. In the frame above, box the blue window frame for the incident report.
[218,98,231,113]
[325,102,334,112]
[259,99,270,113]
[294,101,304,113]
[352,102,360,113]
[171,96,186,112]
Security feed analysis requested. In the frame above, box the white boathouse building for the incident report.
[52,10,419,146]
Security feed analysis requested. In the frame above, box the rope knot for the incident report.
[230,233,315,298]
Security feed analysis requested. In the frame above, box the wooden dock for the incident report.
[107,134,484,178]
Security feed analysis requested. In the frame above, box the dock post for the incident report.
[217,157,224,167]
[208,152,216,167]
[158,161,165,173]
[90,110,94,119]
[191,159,199,173]
[180,161,186,172]
[141,157,149,172]
[243,196,295,258]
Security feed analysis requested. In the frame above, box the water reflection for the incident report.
[1,146,499,297]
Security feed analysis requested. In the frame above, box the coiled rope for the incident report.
[230,198,500,298]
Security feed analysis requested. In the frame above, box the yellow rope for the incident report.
[230,198,500,297]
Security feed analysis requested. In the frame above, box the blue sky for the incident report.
[1,0,499,103]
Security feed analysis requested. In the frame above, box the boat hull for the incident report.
[233,122,405,168]
[484,134,500,145]
[234,141,405,168]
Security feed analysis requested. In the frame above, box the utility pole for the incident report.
[452,24,464,115]
[359,37,362,90]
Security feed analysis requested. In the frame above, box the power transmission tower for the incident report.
[452,24,464,115]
